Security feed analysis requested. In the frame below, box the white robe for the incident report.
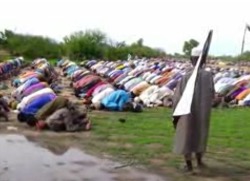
[139,86,173,107]
[92,87,114,104]
[139,86,158,106]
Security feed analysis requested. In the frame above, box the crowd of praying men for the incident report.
[1,56,250,132]
[1,58,91,132]
[0,57,23,80]
[58,58,250,110]
[0,57,24,121]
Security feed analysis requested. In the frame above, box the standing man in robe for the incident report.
[172,47,215,172]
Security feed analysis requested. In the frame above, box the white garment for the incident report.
[147,86,173,107]
[214,72,223,83]
[71,70,83,79]
[139,85,159,106]
[12,81,28,99]
[142,72,151,80]
[91,63,103,70]
[61,60,70,67]
[238,100,244,106]
[17,88,55,111]
[150,75,162,84]
[35,58,47,65]
[173,45,204,116]
[234,75,250,85]
[191,47,202,56]
[65,62,76,69]
[98,67,109,75]
[92,87,114,104]
[214,77,235,93]
[151,87,173,101]
[128,69,137,76]
[145,73,157,82]
[118,76,134,85]
[243,93,250,102]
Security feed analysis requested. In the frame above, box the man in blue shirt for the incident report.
[101,90,131,111]
[18,93,56,126]
[101,90,142,112]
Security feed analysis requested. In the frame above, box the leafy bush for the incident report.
[1,29,166,61]
[0,30,61,60]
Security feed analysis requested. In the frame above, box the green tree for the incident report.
[237,51,250,61]
[0,29,61,59]
[137,38,143,46]
[63,30,106,60]
[183,39,199,56]
[1,29,166,61]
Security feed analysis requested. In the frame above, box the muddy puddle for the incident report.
[0,134,166,181]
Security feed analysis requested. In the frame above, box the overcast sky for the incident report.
[1,0,250,56]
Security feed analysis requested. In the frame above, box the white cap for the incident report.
[18,56,24,61]
[205,67,211,71]
[238,100,244,106]
[134,97,141,103]
[191,47,202,57]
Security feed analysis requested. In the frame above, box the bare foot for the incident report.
[85,120,91,131]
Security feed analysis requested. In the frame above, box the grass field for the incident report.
[1,106,250,181]
[84,108,250,181]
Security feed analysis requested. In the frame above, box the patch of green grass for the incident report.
[48,59,58,66]
[86,108,250,180]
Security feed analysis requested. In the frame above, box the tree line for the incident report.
[0,29,166,61]
[1,29,250,62]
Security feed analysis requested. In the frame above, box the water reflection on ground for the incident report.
[0,134,165,181]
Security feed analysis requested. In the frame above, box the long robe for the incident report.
[172,69,214,155]
[22,93,56,115]
[46,108,89,132]
[92,87,114,104]
[17,88,55,111]
[21,82,48,99]
[35,96,69,120]
[101,90,131,111]
[12,77,40,101]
